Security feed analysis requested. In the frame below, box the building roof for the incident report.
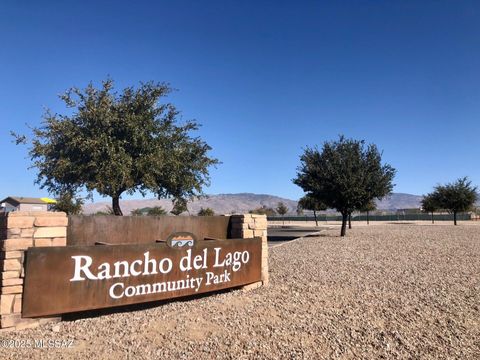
[0,196,49,205]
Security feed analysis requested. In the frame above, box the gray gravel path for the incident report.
[1,224,479,359]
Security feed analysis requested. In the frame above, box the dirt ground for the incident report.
[1,223,479,359]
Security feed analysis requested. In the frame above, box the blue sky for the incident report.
[1,1,479,201]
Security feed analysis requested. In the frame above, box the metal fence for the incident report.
[267,213,472,222]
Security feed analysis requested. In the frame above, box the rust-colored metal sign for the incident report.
[22,238,262,317]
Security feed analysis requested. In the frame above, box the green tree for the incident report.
[197,207,215,216]
[293,136,396,237]
[13,79,218,216]
[296,204,304,216]
[430,177,477,225]
[298,194,327,226]
[249,205,276,216]
[359,200,376,225]
[51,192,84,215]
[421,193,439,224]
[171,198,188,216]
[130,208,145,216]
[276,202,288,225]
[147,206,167,216]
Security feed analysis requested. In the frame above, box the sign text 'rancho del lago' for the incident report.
[22,238,262,317]
[70,247,252,299]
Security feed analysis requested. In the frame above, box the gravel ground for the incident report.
[1,224,479,359]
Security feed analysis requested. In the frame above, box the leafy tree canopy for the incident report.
[147,206,167,216]
[359,199,377,213]
[276,202,289,216]
[296,204,304,215]
[298,194,327,212]
[13,79,219,216]
[51,192,84,215]
[298,193,327,226]
[293,135,395,236]
[421,193,440,214]
[430,177,477,225]
[171,198,188,216]
[197,207,215,216]
[249,205,276,216]
[130,208,145,216]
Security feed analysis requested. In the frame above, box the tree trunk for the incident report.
[341,213,348,237]
[314,210,318,226]
[431,212,434,224]
[367,210,370,225]
[112,195,123,216]
[454,211,457,225]
[348,213,352,229]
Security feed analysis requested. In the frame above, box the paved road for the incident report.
[267,226,326,247]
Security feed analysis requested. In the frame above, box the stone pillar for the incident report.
[230,214,268,286]
[0,211,68,331]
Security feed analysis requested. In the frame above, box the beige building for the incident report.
[0,197,49,212]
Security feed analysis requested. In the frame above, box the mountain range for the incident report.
[82,192,426,215]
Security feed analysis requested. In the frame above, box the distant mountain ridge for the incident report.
[82,192,427,215]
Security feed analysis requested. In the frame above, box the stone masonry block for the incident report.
[1,286,22,295]
[0,295,14,315]
[8,211,65,217]
[0,278,23,286]
[34,217,68,227]
[34,227,67,238]
[1,259,22,271]
[20,228,34,237]
[254,217,267,226]
[253,230,267,237]
[1,314,21,328]
[5,234,20,239]
[0,251,23,260]
[242,229,254,238]
[13,295,21,313]
[3,314,39,330]
[6,217,35,229]
[248,222,267,230]
[0,238,33,251]
[1,271,20,280]
[52,237,67,246]
[34,238,53,247]
[7,228,21,236]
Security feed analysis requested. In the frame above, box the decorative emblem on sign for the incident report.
[166,232,197,248]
